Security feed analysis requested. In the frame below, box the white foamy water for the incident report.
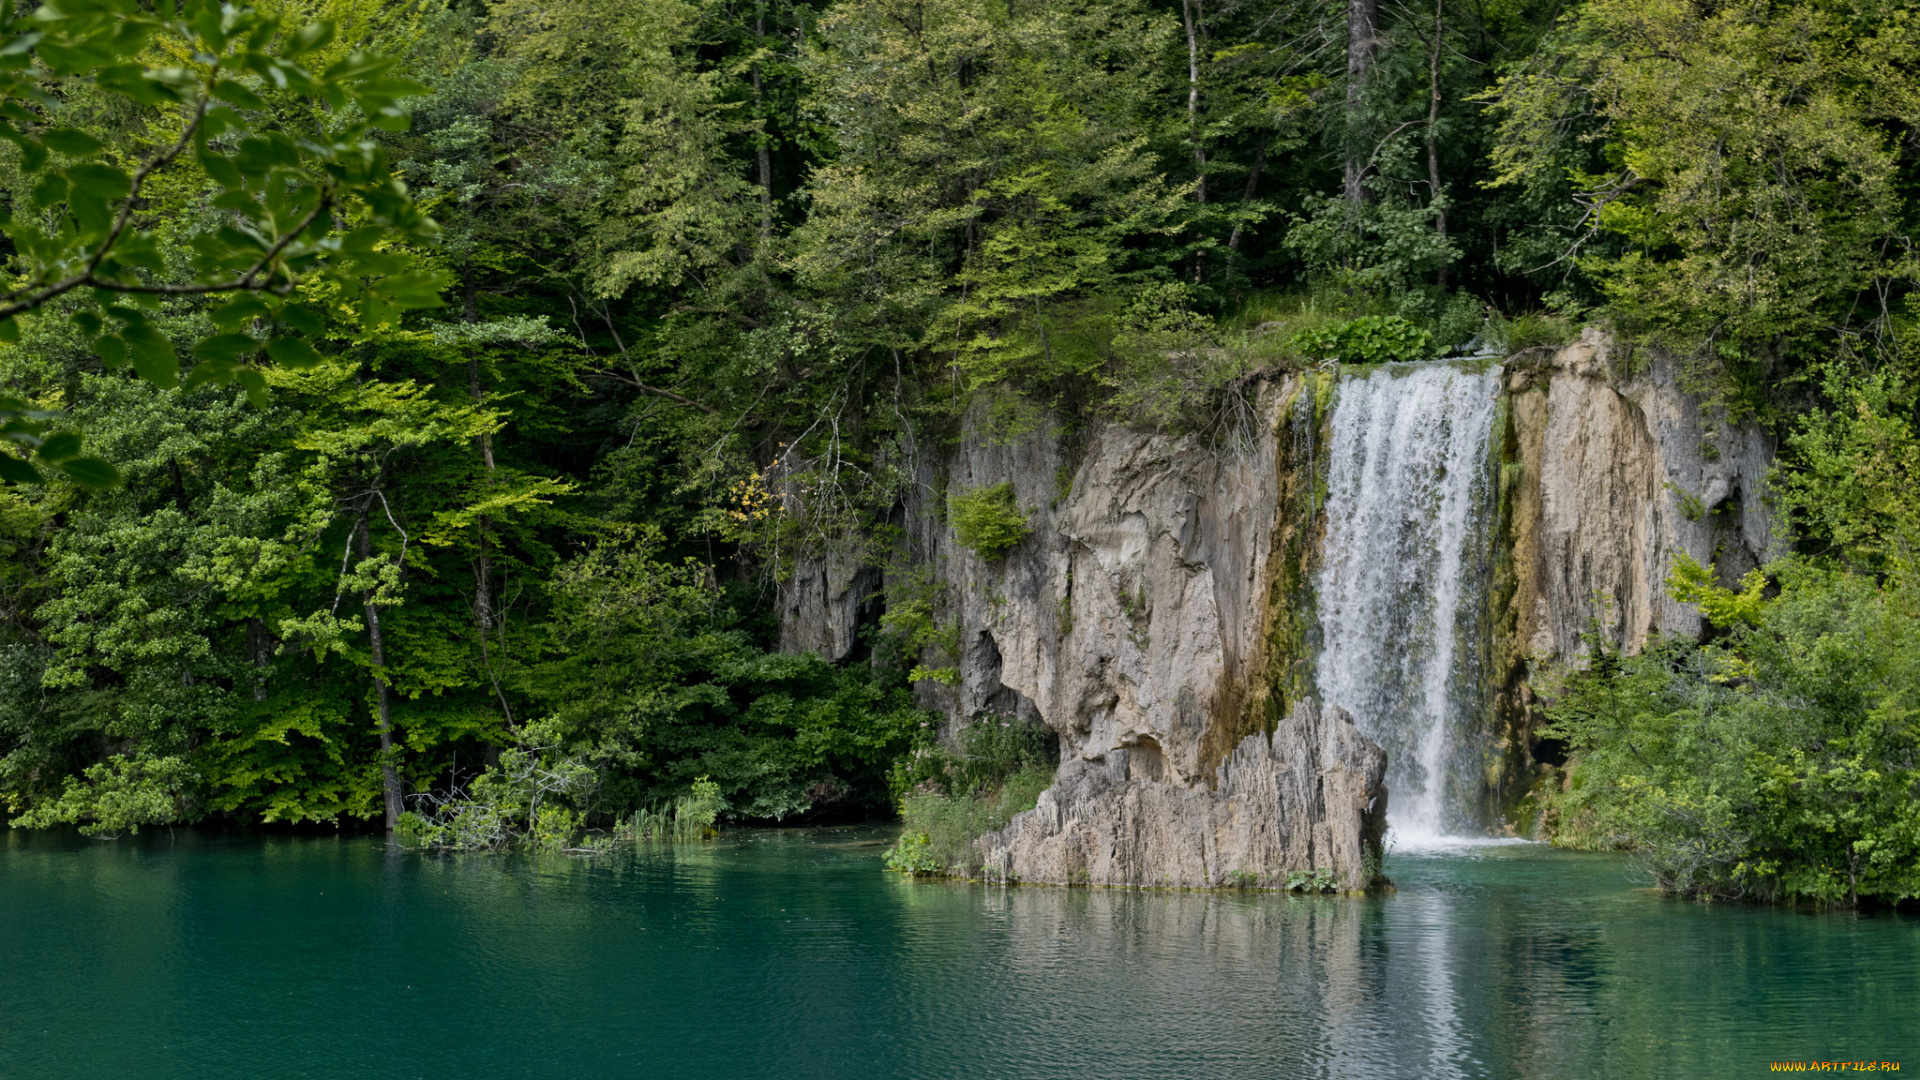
[1314,362,1503,839]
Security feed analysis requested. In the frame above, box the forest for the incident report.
[0,0,1915,902]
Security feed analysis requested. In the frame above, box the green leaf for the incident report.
[192,332,258,363]
[233,136,273,174]
[67,187,113,237]
[323,51,392,81]
[32,41,98,75]
[339,224,386,255]
[35,431,81,461]
[41,127,102,156]
[0,317,17,343]
[96,63,184,106]
[30,171,68,209]
[109,232,166,273]
[196,145,244,189]
[377,269,450,310]
[0,454,43,484]
[265,336,323,368]
[95,333,127,369]
[16,138,46,173]
[213,78,266,110]
[264,130,300,167]
[120,322,177,387]
[279,304,324,336]
[283,21,333,57]
[0,32,44,56]
[235,368,269,408]
[65,162,131,199]
[354,77,430,100]
[52,455,119,488]
[367,109,411,133]
[212,295,273,330]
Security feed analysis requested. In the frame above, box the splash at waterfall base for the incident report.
[783,332,1771,890]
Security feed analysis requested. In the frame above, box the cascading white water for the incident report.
[1313,362,1503,844]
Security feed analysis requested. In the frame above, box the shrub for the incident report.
[397,720,599,852]
[1500,312,1577,352]
[1285,868,1339,893]
[888,716,1057,800]
[884,718,1058,877]
[10,754,196,837]
[1290,315,1434,363]
[1541,565,1920,905]
[887,763,1055,877]
[948,483,1032,559]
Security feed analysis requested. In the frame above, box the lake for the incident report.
[2,827,1915,1078]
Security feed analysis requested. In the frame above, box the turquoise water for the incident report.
[2,828,1915,1079]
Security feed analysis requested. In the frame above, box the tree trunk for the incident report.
[754,1,773,242]
[358,511,404,834]
[467,358,516,731]
[1181,0,1207,205]
[1227,140,1268,255]
[465,290,516,733]
[1344,0,1379,207]
[246,617,272,702]
[1426,0,1448,288]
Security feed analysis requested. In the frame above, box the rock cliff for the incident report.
[1504,329,1774,665]
[979,697,1387,889]
[908,382,1387,888]
[781,332,1774,878]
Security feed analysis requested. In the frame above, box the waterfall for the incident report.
[1313,362,1503,843]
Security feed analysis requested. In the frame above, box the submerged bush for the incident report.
[632,776,725,842]
[948,483,1032,560]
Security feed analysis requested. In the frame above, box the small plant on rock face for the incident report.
[1286,868,1339,893]
[1226,868,1260,889]
[948,483,1032,560]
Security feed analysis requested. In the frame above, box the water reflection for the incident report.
[2,829,1916,1079]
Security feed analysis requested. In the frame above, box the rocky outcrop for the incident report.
[980,698,1388,889]
[1506,329,1775,663]
[776,550,876,662]
[776,330,1773,869]
[893,382,1386,888]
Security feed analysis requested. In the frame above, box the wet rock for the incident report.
[979,698,1388,890]
[1512,329,1775,661]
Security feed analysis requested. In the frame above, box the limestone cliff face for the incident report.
[912,384,1386,888]
[777,551,877,662]
[780,332,1773,871]
[1488,331,1775,815]
[979,698,1387,889]
[1505,330,1775,665]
